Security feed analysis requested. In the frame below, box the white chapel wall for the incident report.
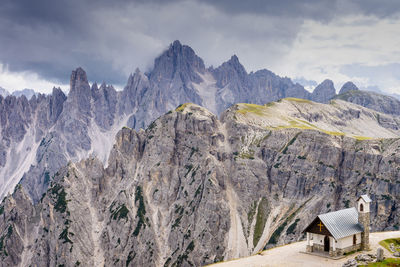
[336,233,361,249]
[311,233,325,246]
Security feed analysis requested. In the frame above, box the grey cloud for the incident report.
[340,63,400,93]
[0,0,400,88]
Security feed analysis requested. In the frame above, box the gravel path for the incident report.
[209,231,400,267]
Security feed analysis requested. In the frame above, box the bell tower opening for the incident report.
[360,203,363,212]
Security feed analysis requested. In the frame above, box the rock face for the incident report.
[1,39,400,207]
[334,90,400,116]
[311,79,336,103]
[0,100,399,267]
[0,40,313,202]
[339,81,359,95]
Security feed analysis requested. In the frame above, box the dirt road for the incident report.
[209,231,400,267]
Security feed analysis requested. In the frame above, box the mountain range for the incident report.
[0,40,399,266]
[0,99,399,266]
[2,40,400,203]
[0,87,37,99]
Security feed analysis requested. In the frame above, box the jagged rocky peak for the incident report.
[339,81,359,95]
[212,54,247,88]
[91,82,99,92]
[70,67,89,91]
[127,68,149,88]
[67,67,92,114]
[311,79,336,103]
[150,40,205,84]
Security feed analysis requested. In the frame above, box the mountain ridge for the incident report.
[0,99,398,266]
[1,39,400,204]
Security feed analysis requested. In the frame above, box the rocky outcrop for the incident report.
[1,39,400,209]
[311,79,336,103]
[334,90,400,116]
[339,81,359,95]
[0,41,315,202]
[0,100,399,266]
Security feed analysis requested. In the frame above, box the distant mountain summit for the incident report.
[339,81,359,94]
[311,79,336,103]
[0,86,9,97]
[12,88,37,99]
[0,99,398,266]
[1,40,400,204]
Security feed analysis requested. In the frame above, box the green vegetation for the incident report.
[176,103,190,112]
[239,151,255,159]
[284,97,312,103]
[133,186,146,236]
[189,147,199,159]
[343,199,350,208]
[267,198,311,246]
[172,241,195,267]
[0,205,4,215]
[236,103,268,116]
[344,249,360,256]
[111,204,130,221]
[184,164,194,178]
[381,195,392,201]
[353,135,372,141]
[59,227,73,244]
[359,258,400,266]
[126,251,135,266]
[286,218,300,235]
[51,184,68,213]
[247,201,257,226]
[281,132,301,154]
[252,132,272,147]
[147,121,157,131]
[44,171,51,185]
[6,225,12,237]
[194,184,202,198]
[253,197,269,247]
[0,236,5,256]
[379,238,400,253]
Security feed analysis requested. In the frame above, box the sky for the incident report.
[0,0,400,95]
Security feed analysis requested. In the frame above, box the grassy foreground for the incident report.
[379,238,400,253]
[359,258,400,266]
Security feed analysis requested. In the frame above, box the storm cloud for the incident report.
[0,0,400,93]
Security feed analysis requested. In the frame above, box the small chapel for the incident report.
[303,195,371,257]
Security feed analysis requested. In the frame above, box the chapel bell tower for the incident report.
[357,195,371,250]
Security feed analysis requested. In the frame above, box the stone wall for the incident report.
[335,244,361,256]
[359,212,370,250]
[310,243,361,257]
